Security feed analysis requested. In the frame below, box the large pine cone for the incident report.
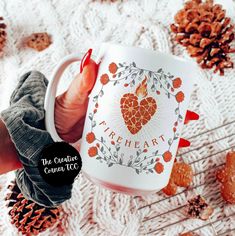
[171,0,235,75]
[5,181,61,235]
[0,17,7,55]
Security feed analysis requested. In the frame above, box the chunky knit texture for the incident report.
[0,0,235,235]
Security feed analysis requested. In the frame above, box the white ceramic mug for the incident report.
[44,43,197,195]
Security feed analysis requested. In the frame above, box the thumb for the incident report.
[63,59,98,107]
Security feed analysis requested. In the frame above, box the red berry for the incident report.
[86,132,96,143]
[88,146,98,157]
[163,151,172,162]
[100,74,109,85]
[172,77,182,88]
[175,91,184,103]
[154,162,164,174]
[109,62,118,74]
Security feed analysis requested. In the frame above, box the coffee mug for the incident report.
[44,43,197,195]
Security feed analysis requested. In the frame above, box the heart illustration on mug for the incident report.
[120,77,157,134]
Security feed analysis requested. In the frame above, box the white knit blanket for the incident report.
[0,0,235,235]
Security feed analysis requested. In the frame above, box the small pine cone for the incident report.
[0,17,7,55]
[171,0,235,75]
[26,32,51,52]
[5,181,61,235]
[185,195,214,220]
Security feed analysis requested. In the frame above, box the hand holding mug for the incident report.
[55,57,98,143]
[45,44,199,195]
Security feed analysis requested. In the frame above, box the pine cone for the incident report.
[171,0,235,75]
[26,32,51,52]
[5,181,61,235]
[0,17,7,55]
[185,195,214,220]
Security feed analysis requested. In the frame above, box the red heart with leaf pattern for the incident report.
[120,77,157,134]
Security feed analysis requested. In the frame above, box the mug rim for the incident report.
[101,42,197,68]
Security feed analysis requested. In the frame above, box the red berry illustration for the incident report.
[95,103,98,108]
[111,141,115,145]
[156,91,160,95]
[143,149,148,153]
[175,91,184,103]
[124,83,128,87]
[109,62,118,74]
[88,146,98,157]
[100,74,109,85]
[86,132,95,143]
[163,151,172,162]
[172,77,182,88]
[154,162,164,174]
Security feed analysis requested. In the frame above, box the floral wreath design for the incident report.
[85,62,184,175]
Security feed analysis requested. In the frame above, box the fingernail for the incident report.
[178,138,191,148]
[80,48,93,73]
[184,110,199,124]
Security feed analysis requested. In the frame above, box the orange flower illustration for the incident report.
[163,151,172,162]
[88,146,98,157]
[154,162,164,174]
[172,77,182,88]
[86,132,95,143]
[109,62,118,74]
[175,91,185,103]
[100,74,109,85]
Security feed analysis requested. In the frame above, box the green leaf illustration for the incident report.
[128,161,132,167]
[88,113,93,120]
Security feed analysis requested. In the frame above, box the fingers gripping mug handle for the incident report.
[44,54,82,142]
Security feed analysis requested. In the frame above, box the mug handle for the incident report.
[44,53,82,142]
